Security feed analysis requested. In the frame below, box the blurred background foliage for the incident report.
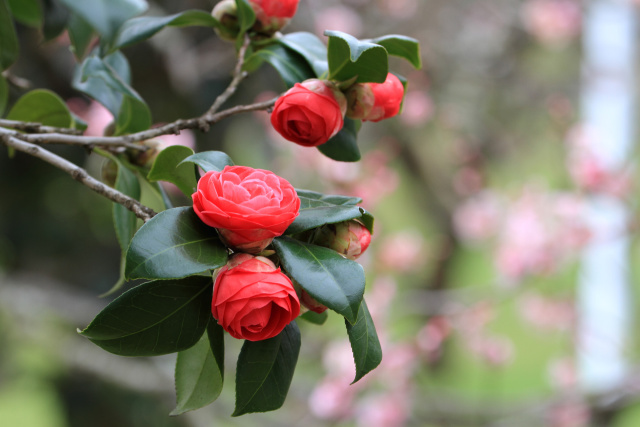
[2,0,640,426]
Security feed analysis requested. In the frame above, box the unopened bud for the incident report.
[212,0,240,42]
[293,280,327,313]
[313,220,371,260]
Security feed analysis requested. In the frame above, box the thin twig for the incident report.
[200,34,252,130]
[0,132,156,222]
[1,70,32,89]
[0,119,85,135]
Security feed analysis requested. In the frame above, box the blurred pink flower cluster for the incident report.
[519,292,575,332]
[454,187,590,283]
[521,0,581,48]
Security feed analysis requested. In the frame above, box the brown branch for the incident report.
[0,132,156,222]
[0,119,85,135]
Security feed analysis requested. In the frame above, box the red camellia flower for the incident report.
[212,254,300,341]
[313,220,372,260]
[346,73,405,122]
[270,79,347,147]
[192,165,300,253]
[250,0,299,35]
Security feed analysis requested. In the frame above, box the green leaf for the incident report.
[80,276,212,356]
[360,209,374,234]
[59,0,148,43]
[113,10,222,51]
[79,55,143,102]
[243,44,315,89]
[325,30,388,84]
[346,299,382,383]
[42,0,71,41]
[6,89,73,127]
[235,0,255,34]
[272,236,365,324]
[369,34,422,69]
[0,0,19,71]
[0,74,8,117]
[72,51,132,117]
[286,188,365,235]
[68,14,95,59]
[299,310,328,325]
[233,322,300,416]
[180,151,235,173]
[114,95,151,135]
[171,321,225,415]
[147,145,197,196]
[125,207,228,280]
[277,32,328,77]
[8,0,42,27]
[317,118,361,162]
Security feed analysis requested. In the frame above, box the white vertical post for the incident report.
[578,0,636,393]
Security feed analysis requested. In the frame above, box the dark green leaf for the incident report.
[72,51,132,117]
[171,321,224,415]
[42,0,71,41]
[369,34,422,69]
[277,32,328,77]
[125,207,228,280]
[0,0,19,71]
[360,209,374,234]
[286,188,365,235]
[325,30,388,83]
[299,310,328,325]
[244,44,315,89]
[8,0,42,27]
[0,74,8,116]
[80,55,143,102]
[59,0,148,43]
[114,95,151,135]
[233,322,300,416]
[317,118,361,162]
[114,10,222,51]
[6,89,73,127]
[346,299,382,383]
[180,151,234,173]
[68,14,95,59]
[272,237,364,324]
[235,0,255,34]
[147,145,197,196]
[80,275,212,356]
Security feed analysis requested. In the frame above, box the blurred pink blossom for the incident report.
[547,400,591,427]
[400,90,433,126]
[315,6,363,37]
[378,0,419,20]
[548,358,578,390]
[452,166,484,196]
[308,377,356,420]
[519,292,575,332]
[378,231,426,273]
[67,99,113,136]
[453,191,504,243]
[416,316,451,361]
[356,393,411,427]
[521,0,581,48]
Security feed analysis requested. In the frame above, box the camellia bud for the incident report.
[313,220,372,260]
[250,0,299,37]
[292,280,327,314]
[346,73,404,122]
[211,0,240,41]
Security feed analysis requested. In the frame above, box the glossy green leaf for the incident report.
[72,51,131,117]
[180,151,234,173]
[299,310,328,325]
[325,30,388,83]
[68,14,94,59]
[346,299,382,383]
[286,188,365,235]
[317,118,361,162]
[0,0,19,71]
[125,207,228,280]
[80,276,212,356]
[278,32,328,77]
[59,0,148,43]
[171,321,224,415]
[360,209,374,234]
[233,322,300,416]
[8,0,42,27]
[244,44,315,89]
[114,95,151,135]
[369,34,422,69]
[0,74,8,117]
[272,237,365,324]
[42,0,70,41]
[6,89,73,127]
[79,55,143,102]
[113,10,221,51]
[147,145,197,196]
[235,0,255,34]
